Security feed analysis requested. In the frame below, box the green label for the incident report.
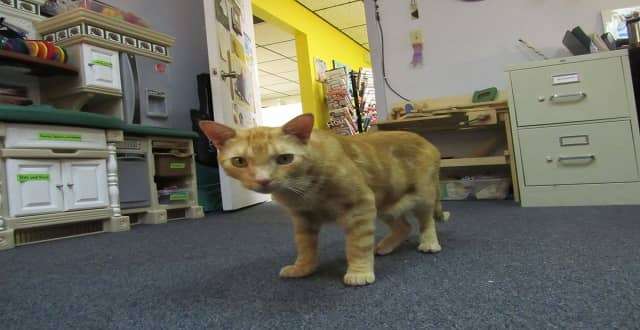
[17,173,50,183]
[38,132,82,142]
[170,162,186,169]
[90,59,113,68]
[169,192,189,201]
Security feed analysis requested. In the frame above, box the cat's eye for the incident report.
[231,157,248,168]
[276,154,294,165]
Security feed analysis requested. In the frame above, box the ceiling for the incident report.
[253,1,368,104]
[295,0,369,50]
[254,21,301,103]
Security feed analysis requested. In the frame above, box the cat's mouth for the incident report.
[248,181,276,194]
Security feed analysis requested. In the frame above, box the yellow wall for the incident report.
[252,0,371,128]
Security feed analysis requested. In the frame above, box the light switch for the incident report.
[410,30,423,44]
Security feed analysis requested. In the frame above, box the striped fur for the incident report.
[200,115,447,286]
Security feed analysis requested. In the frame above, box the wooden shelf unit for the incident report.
[375,99,520,201]
[0,50,78,77]
[441,156,508,168]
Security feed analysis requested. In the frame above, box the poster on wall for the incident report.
[315,58,327,82]
[217,25,231,61]
[602,7,640,40]
[243,32,254,64]
[215,0,230,30]
[231,0,243,36]
[231,55,251,106]
[231,35,246,61]
[233,103,257,128]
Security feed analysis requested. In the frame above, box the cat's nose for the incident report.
[256,179,272,187]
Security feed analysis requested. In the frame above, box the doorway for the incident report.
[252,16,303,126]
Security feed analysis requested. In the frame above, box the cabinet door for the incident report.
[83,45,121,90]
[6,159,64,217]
[62,159,109,211]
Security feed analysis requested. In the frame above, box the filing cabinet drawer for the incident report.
[518,121,639,186]
[510,57,629,126]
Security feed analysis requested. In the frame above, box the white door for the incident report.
[83,44,121,91]
[6,159,64,217]
[203,0,270,210]
[62,159,109,211]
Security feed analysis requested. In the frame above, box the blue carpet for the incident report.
[1,201,639,329]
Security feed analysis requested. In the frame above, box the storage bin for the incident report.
[158,188,191,205]
[440,177,511,200]
[440,178,474,201]
[472,177,511,200]
[155,154,192,177]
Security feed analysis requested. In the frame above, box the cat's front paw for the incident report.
[343,271,376,286]
[418,242,442,254]
[279,264,317,278]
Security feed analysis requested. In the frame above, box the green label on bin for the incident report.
[170,162,186,169]
[17,173,50,183]
[38,132,82,142]
[170,192,189,201]
[90,59,113,68]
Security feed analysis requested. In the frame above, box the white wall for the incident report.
[107,0,209,130]
[364,0,640,119]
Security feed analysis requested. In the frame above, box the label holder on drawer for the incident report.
[552,73,580,85]
[560,135,590,147]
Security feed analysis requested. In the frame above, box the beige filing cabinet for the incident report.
[506,50,640,206]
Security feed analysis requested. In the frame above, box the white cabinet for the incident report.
[6,159,64,217]
[63,44,122,92]
[4,123,107,150]
[62,159,109,211]
[82,45,121,90]
[6,159,108,217]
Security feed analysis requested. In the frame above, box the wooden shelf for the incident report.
[441,156,508,168]
[162,204,192,210]
[0,95,33,105]
[0,50,78,77]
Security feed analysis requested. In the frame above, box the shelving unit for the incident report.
[375,98,520,202]
[441,155,509,168]
[0,50,78,76]
[118,126,203,225]
[35,8,175,63]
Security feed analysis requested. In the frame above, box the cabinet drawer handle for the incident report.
[558,154,595,162]
[56,184,64,189]
[549,91,587,103]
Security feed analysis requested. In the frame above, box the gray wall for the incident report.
[365,0,640,119]
[107,0,209,130]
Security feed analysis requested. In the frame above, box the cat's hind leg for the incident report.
[375,216,411,256]
[415,202,442,253]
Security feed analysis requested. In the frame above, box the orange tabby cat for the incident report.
[200,114,449,286]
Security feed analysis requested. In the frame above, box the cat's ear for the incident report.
[199,121,237,149]
[282,114,314,143]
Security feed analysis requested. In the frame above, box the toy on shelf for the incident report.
[1,17,67,63]
[42,0,149,27]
